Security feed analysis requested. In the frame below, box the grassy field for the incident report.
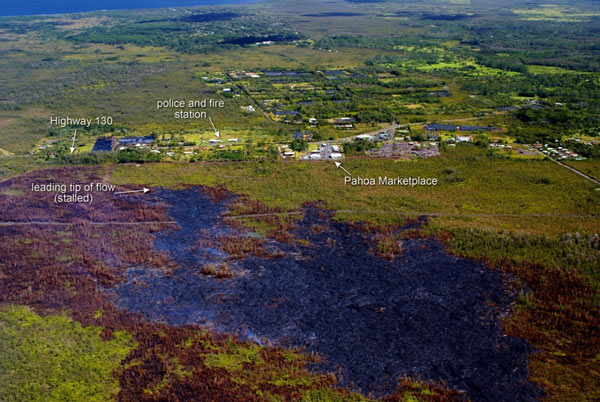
[512,5,600,22]
[566,160,600,182]
[110,145,600,401]
[0,156,45,182]
[0,301,451,402]
[0,305,134,402]
[111,146,600,235]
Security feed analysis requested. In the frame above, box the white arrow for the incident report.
[208,116,220,139]
[334,161,352,176]
[114,188,150,195]
[70,129,78,153]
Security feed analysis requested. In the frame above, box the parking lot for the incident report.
[368,141,440,159]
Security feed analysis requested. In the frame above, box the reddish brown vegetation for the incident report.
[114,324,334,402]
[227,198,282,216]
[311,224,326,234]
[202,183,233,203]
[0,167,175,318]
[495,259,600,401]
[0,168,344,401]
[347,222,410,261]
[375,236,405,261]
[224,198,301,244]
[219,236,275,260]
[439,230,600,401]
[0,170,482,401]
[200,263,234,278]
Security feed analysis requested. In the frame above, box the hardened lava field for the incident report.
[112,187,540,401]
[0,169,540,401]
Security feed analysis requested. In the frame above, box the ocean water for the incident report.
[1,0,259,17]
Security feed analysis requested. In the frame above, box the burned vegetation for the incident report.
[0,168,339,401]
[0,168,542,401]
[111,187,540,400]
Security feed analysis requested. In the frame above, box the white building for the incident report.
[355,134,373,141]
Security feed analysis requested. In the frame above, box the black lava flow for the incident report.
[110,188,541,401]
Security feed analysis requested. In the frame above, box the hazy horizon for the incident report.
[1,0,260,17]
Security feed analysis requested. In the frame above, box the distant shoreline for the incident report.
[1,0,260,17]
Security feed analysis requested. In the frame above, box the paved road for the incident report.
[547,157,600,186]
[225,72,274,122]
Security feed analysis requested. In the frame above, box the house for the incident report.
[309,118,318,126]
[457,136,471,143]
[274,110,299,116]
[355,134,373,141]
[523,99,544,110]
[332,145,341,153]
[334,117,354,124]
[425,123,458,132]
[329,153,343,160]
[497,106,518,112]
[283,151,295,158]
[119,134,155,146]
[459,125,494,132]
[324,70,346,76]
[92,137,118,152]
